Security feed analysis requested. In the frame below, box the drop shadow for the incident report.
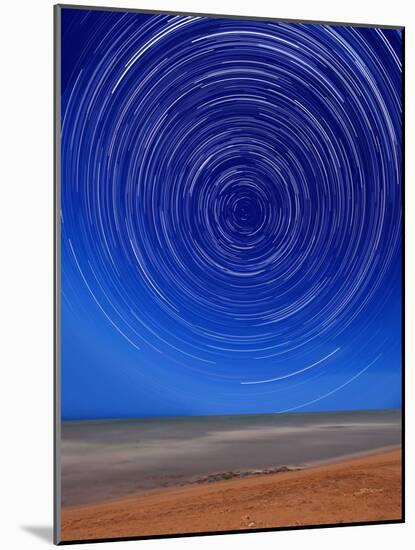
[21,525,53,544]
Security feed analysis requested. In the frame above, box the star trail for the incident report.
[60,8,402,419]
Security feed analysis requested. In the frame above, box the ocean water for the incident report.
[61,409,401,507]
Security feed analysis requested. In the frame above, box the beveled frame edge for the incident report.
[54,4,62,545]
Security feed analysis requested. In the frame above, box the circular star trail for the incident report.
[61,11,402,406]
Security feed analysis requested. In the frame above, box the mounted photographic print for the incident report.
[54,4,404,545]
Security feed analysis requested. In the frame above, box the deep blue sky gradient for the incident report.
[60,9,402,419]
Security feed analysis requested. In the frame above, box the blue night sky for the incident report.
[60,8,402,420]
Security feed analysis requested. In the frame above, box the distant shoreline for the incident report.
[61,448,402,542]
[61,407,401,424]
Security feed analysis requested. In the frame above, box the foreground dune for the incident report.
[61,449,402,542]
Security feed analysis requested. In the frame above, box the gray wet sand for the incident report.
[61,409,401,507]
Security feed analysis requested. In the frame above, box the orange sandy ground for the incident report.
[61,449,402,542]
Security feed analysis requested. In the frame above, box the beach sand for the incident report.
[60,449,402,542]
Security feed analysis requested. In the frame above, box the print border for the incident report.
[53,4,405,545]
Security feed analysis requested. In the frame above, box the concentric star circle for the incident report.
[61,12,402,395]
